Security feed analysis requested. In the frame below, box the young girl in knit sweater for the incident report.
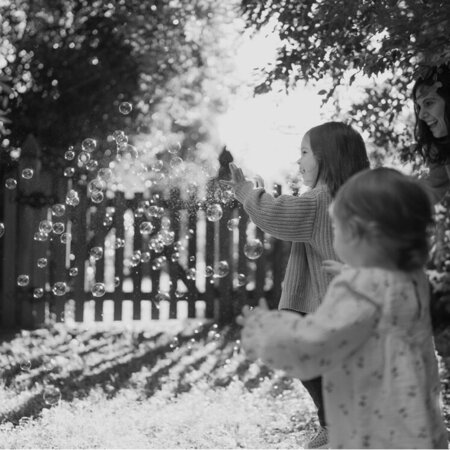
[239,168,447,449]
[226,121,370,448]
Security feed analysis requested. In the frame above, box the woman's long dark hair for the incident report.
[412,64,450,163]
[308,122,370,197]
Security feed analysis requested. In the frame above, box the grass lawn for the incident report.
[0,320,449,449]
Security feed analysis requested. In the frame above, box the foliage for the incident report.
[239,0,450,158]
[0,0,241,167]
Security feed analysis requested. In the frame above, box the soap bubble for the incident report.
[91,191,104,204]
[88,178,106,194]
[39,220,53,234]
[89,246,103,260]
[205,266,214,278]
[60,232,71,244]
[43,386,61,406]
[21,168,34,179]
[34,231,48,241]
[81,138,96,152]
[244,238,264,260]
[117,143,138,161]
[153,292,170,308]
[216,261,229,278]
[5,178,17,189]
[33,287,44,299]
[171,252,180,263]
[237,273,247,286]
[206,204,223,222]
[115,238,125,249]
[52,222,65,234]
[167,142,181,154]
[52,282,67,296]
[69,267,78,277]
[20,360,31,371]
[51,204,66,217]
[119,102,132,115]
[92,282,106,297]
[186,268,196,280]
[86,160,98,171]
[141,251,151,263]
[139,221,154,235]
[77,151,90,165]
[64,167,75,177]
[227,218,240,230]
[169,156,184,171]
[98,168,113,181]
[114,277,120,287]
[103,215,113,227]
[66,190,80,206]
[152,160,164,172]
[160,230,175,246]
[37,258,48,268]
[17,274,30,286]
[64,149,75,160]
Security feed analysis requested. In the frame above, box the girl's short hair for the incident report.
[333,167,434,272]
[412,64,450,163]
[308,122,370,197]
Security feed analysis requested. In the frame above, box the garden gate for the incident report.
[0,134,290,329]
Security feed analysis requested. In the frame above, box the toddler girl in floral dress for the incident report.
[239,167,447,449]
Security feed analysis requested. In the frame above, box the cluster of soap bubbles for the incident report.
[13,100,269,322]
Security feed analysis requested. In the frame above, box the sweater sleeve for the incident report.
[233,183,318,242]
[241,269,381,380]
[420,161,450,204]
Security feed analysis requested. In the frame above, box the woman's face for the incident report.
[297,133,319,187]
[415,83,448,138]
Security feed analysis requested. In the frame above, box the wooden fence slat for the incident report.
[132,193,143,320]
[49,179,68,323]
[1,188,17,328]
[168,189,180,319]
[187,208,197,318]
[204,214,215,319]
[92,200,107,322]
[113,192,125,321]
[70,180,88,322]
[218,204,233,324]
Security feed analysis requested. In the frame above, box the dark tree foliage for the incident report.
[240,0,450,159]
[0,0,238,158]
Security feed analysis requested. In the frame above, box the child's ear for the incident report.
[345,219,362,243]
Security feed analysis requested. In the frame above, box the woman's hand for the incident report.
[321,260,346,276]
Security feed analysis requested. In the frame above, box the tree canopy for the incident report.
[0,0,241,171]
[240,0,450,160]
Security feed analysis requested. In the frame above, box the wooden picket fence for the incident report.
[0,135,290,329]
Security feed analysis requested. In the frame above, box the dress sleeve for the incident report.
[241,269,381,380]
[233,184,318,242]
[420,161,450,204]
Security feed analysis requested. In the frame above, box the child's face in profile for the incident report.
[297,133,319,187]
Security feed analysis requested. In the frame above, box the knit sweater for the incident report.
[234,182,336,313]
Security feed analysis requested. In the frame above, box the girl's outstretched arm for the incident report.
[225,163,322,242]
[240,269,381,380]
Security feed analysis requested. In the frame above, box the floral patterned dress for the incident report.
[241,268,448,449]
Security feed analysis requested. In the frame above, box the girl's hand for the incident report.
[220,163,259,191]
[321,260,346,276]
[236,298,269,327]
